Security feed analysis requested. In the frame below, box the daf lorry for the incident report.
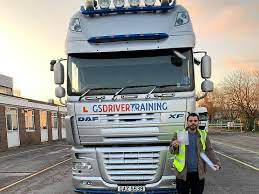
[51,0,214,193]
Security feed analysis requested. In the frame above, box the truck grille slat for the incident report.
[107,170,156,175]
[103,153,160,158]
[100,113,160,123]
[111,175,154,181]
[105,164,158,170]
[104,158,160,164]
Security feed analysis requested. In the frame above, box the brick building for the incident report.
[0,74,67,151]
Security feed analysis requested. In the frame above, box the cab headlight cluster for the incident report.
[175,11,189,27]
[73,162,92,170]
[69,18,82,32]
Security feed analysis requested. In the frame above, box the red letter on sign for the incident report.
[83,107,88,112]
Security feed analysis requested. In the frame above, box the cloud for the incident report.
[178,0,259,39]
[223,58,259,70]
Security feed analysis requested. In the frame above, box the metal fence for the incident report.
[209,122,244,132]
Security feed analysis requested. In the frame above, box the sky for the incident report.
[0,0,259,102]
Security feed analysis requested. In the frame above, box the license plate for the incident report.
[118,185,145,192]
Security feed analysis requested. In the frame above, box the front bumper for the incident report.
[73,175,176,193]
[75,188,177,194]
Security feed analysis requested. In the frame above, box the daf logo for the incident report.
[78,116,99,122]
[169,114,184,119]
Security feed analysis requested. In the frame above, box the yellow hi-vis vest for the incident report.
[173,129,207,172]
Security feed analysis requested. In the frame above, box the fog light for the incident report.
[73,162,92,170]
[81,180,93,186]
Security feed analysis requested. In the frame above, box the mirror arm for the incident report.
[58,58,67,62]
[196,92,208,101]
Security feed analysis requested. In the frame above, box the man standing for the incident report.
[170,113,221,194]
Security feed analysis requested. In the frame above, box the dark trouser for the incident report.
[176,172,205,194]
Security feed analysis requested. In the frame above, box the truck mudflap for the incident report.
[74,188,177,194]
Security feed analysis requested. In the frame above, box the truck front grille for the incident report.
[100,113,160,124]
[97,147,166,184]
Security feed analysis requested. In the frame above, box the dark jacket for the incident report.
[169,129,221,180]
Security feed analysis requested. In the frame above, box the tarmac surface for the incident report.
[0,129,258,194]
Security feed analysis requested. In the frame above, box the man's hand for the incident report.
[171,140,180,148]
[214,164,221,171]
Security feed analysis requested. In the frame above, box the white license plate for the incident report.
[118,185,145,192]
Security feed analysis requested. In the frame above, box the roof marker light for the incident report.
[85,0,95,10]
[128,0,140,7]
[98,0,111,9]
[144,0,156,6]
[113,0,125,8]
[160,0,172,6]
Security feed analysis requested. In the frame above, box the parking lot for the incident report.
[0,129,258,194]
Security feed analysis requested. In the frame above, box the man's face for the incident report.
[187,116,199,131]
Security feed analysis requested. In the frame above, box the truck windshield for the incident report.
[199,113,208,121]
[67,48,194,95]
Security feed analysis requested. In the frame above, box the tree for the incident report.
[220,70,259,130]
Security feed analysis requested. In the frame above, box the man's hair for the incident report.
[187,112,199,121]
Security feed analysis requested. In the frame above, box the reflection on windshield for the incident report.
[199,113,208,121]
[68,49,194,95]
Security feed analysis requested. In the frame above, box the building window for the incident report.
[61,113,66,129]
[51,112,58,129]
[25,109,35,131]
[6,107,19,131]
[40,111,47,129]
[0,86,12,95]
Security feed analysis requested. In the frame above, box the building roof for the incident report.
[0,74,13,89]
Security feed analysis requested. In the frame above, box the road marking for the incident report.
[211,140,259,155]
[0,144,71,160]
[215,151,259,172]
[238,135,258,139]
[0,157,72,192]
[45,148,70,155]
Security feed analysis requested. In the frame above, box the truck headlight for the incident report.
[69,18,82,32]
[144,0,156,6]
[175,11,189,27]
[128,0,140,7]
[98,0,111,9]
[73,162,92,170]
[113,0,125,8]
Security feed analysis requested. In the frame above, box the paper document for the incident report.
[178,131,189,145]
[200,152,217,171]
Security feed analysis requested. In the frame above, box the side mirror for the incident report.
[54,62,64,85]
[201,80,214,92]
[55,86,66,98]
[201,55,211,79]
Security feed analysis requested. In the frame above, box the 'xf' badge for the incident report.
[169,114,184,119]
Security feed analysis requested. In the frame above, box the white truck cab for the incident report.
[197,107,209,132]
[51,0,213,193]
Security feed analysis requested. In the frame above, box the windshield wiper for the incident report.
[79,89,92,101]
[146,86,157,99]
[147,84,178,98]
[112,85,157,100]
[79,87,119,101]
